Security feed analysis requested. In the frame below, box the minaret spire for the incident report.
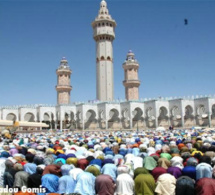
[92,0,116,101]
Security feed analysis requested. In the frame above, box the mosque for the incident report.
[1,0,215,130]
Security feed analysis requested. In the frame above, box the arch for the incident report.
[101,56,105,60]
[121,108,129,129]
[184,105,194,127]
[85,109,97,129]
[185,105,193,117]
[108,109,120,129]
[132,107,144,129]
[159,107,168,118]
[133,107,143,121]
[170,106,181,127]
[6,113,17,121]
[107,56,111,61]
[158,107,169,128]
[24,112,35,122]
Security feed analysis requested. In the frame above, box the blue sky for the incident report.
[0,0,214,105]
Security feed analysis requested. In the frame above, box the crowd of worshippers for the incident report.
[0,129,215,195]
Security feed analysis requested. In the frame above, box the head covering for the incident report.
[134,167,149,179]
[61,164,72,176]
[74,172,96,195]
[101,163,117,181]
[151,167,167,181]
[77,159,89,170]
[143,156,157,171]
[195,178,215,195]
[85,165,101,177]
[115,173,134,195]
[176,176,195,195]
[182,166,196,180]
[196,162,212,180]
[13,171,30,188]
[95,174,115,195]
[155,173,176,195]
[24,163,37,174]
[167,167,182,179]
[66,157,78,166]
[135,174,155,195]
[157,158,171,169]
[41,174,59,193]
[69,168,83,181]
[43,165,62,177]
[58,175,76,194]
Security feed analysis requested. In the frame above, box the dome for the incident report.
[100,0,107,8]
[128,50,133,53]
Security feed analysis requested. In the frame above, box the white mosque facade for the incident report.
[1,0,215,130]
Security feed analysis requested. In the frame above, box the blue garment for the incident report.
[54,158,66,165]
[74,172,96,195]
[89,159,102,167]
[58,175,75,194]
[101,163,117,181]
[182,166,196,180]
[41,174,59,193]
[196,163,212,180]
[127,148,133,154]
[0,151,10,158]
[105,151,114,156]
[61,164,72,176]
[57,154,67,160]
[132,148,140,156]
[24,163,37,174]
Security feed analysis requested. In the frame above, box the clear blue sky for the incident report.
[0,0,214,106]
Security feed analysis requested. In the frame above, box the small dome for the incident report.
[100,0,107,7]
[128,50,133,53]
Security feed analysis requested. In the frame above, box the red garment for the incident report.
[196,178,215,195]
[95,174,115,195]
[151,167,167,181]
[77,158,89,170]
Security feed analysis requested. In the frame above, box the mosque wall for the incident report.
[1,97,215,130]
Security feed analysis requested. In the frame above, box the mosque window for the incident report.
[102,23,105,26]
[98,23,101,27]
[105,12,107,14]
[101,56,105,60]
[107,56,111,61]
[110,24,112,27]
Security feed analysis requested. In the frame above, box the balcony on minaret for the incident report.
[123,80,140,87]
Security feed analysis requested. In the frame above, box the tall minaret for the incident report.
[123,50,140,100]
[56,57,72,105]
[92,0,116,101]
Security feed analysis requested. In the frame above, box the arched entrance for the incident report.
[145,107,155,128]
[24,112,35,122]
[184,105,194,127]
[108,109,120,129]
[85,110,97,130]
[6,113,17,121]
[42,112,55,129]
[196,105,208,126]
[158,107,169,127]
[132,107,144,129]
[170,106,181,127]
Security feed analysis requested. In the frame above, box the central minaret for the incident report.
[92,0,116,101]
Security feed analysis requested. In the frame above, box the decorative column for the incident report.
[123,50,141,101]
